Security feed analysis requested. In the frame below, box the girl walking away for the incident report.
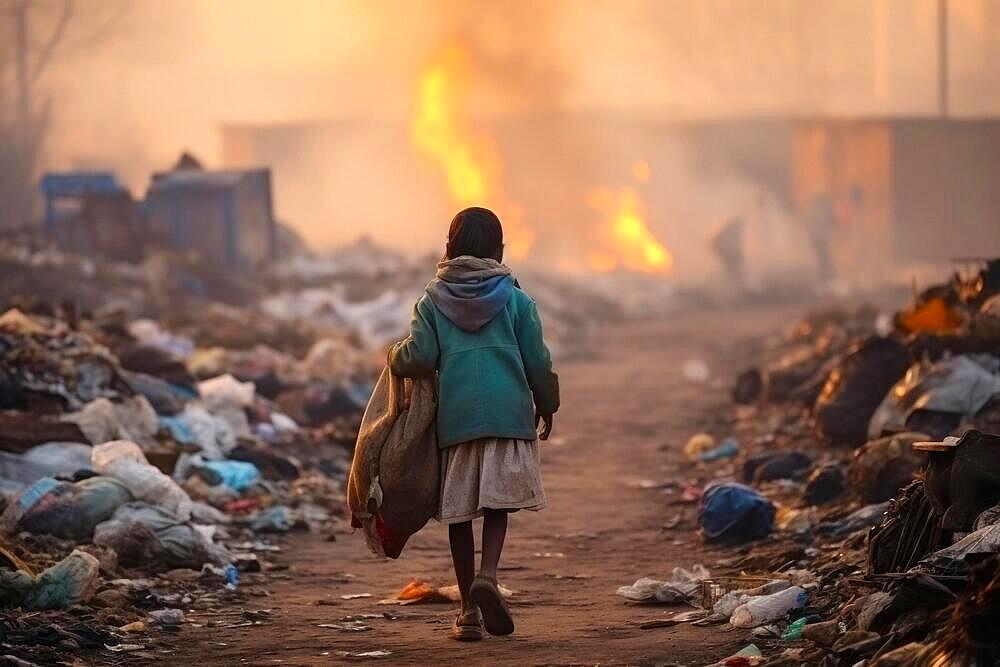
[389,207,559,641]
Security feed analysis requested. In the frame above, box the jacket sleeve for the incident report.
[515,296,560,415]
[388,297,439,377]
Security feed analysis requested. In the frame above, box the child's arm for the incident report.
[389,298,439,377]
[515,298,560,419]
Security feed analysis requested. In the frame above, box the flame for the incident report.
[586,185,673,273]
[412,44,534,258]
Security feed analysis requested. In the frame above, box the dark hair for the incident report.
[446,207,504,261]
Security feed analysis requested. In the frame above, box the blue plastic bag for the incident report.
[699,481,775,542]
[202,460,261,492]
[158,415,197,444]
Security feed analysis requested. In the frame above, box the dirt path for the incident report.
[167,307,797,666]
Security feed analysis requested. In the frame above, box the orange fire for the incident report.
[586,182,673,274]
[631,159,651,183]
[411,44,534,258]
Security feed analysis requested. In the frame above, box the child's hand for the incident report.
[535,412,554,441]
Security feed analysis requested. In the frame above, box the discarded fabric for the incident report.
[699,482,775,543]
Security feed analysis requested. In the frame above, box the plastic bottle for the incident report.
[730,586,807,628]
[781,617,807,639]
[699,437,740,462]
[224,564,239,590]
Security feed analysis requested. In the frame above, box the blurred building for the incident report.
[145,167,277,268]
[221,113,1000,275]
[791,118,1000,264]
[676,115,1000,270]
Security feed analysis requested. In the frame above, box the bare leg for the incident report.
[448,521,476,611]
[479,509,508,579]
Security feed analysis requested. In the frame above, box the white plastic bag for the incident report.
[616,566,710,604]
[64,396,158,447]
[91,440,192,521]
[198,374,256,411]
[172,404,237,458]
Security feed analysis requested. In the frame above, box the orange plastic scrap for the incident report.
[897,297,964,334]
[396,579,439,602]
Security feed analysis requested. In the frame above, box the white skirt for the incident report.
[437,438,546,524]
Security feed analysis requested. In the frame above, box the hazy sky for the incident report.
[47,0,1000,159]
[37,0,1000,256]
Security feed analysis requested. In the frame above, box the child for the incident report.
[389,206,559,641]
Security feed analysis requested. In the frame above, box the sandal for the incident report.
[450,608,484,642]
[469,574,514,636]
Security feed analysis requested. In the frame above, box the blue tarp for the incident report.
[699,481,775,542]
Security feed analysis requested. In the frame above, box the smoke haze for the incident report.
[35,0,1000,276]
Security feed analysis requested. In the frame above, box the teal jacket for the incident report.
[389,287,559,449]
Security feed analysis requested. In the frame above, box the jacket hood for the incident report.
[425,256,514,332]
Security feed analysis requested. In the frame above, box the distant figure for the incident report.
[710,217,747,289]
[803,194,837,282]
[389,206,559,642]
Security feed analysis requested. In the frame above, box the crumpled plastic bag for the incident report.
[270,412,299,434]
[63,396,158,447]
[816,502,889,538]
[93,518,162,565]
[195,375,255,438]
[201,460,261,492]
[21,441,93,472]
[22,549,101,610]
[699,482,775,543]
[163,404,237,459]
[94,501,229,568]
[0,451,57,488]
[869,355,1000,439]
[128,319,194,360]
[250,505,294,533]
[198,374,256,411]
[92,440,192,521]
[0,475,133,541]
[0,441,93,488]
[123,370,186,416]
[616,565,710,604]
[261,288,414,348]
[922,523,1000,572]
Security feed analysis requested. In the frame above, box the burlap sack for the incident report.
[347,367,438,558]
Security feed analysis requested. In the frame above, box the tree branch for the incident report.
[75,0,130,47]
[30,0,73,85]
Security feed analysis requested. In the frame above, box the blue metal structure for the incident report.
[40,172,123,229]
[144,168,276,269]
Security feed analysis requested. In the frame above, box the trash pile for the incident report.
[0,240,372,662]
[0,299,371,662]
[263,236,630,359]
[0,232,645,662]
[625,259,1000,666]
